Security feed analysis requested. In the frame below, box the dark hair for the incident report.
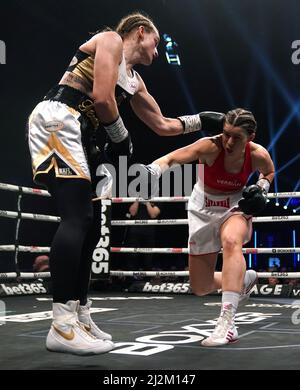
[225,108,257,134]
[92,12,157,37]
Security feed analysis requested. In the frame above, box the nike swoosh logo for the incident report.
[53,325,75,340]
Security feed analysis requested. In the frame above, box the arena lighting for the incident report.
[173,71,198,114]
[219,3,300,127]
[243,63,258,108]
[267,101,300,151]
[293,230,297,267]
[188,3,235,107]
[163,34,181,66]
[275,153,300,175]
[248,253,252,268]
[253,230,257,267]
[284,178,300,208]
[162,35,197,114]
[266,88,279,204]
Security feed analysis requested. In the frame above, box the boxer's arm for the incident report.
[152,138,215,173]
[91,32,133,162]
[136,139,215,199]
[92,32,122,123]
[252,146,275,185]
[238,146,275,215]
[130,76,183,136]
[131,75,224,136]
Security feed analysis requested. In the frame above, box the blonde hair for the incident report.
[115,12,157,38]
[93,12,157,37]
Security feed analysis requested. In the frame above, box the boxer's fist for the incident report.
[178,111,225,135]
[104,134,133,165]
[238,184,267,215]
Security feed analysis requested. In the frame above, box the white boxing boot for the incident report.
[46,300,114,355]
[78,299,112,341]
[239,270,258,303]
[201,303,238,347]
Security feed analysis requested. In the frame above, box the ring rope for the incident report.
[0,210,60,222]
[0,245,50,252]
[2,212,300,224]
[111,247,300,254]
[0,183,50,197]
[0,271,299,280]
[1,245,299,255]
[1,182,300,283]
[111,215,300,225]
[1,182,300,201]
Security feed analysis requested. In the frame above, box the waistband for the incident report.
[195,181,243,201]
[43,85,99,129]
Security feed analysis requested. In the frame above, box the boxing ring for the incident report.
[1,182,300,370]
[1,182,300,280]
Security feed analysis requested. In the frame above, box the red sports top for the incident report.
[203,143,253,192]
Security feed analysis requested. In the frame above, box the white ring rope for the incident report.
[0,271,299,280]
[1,182,300,281]
[1,245,300,255]
[110,271,300,279]
[0,183,50,197]
[1,182,300,201]
[111,215,300,225]
[0,245,50,252]
[110,247,300,254]
[0,210,60,222]
[2,212,300,224]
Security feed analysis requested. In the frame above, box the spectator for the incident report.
[33,255,50,272]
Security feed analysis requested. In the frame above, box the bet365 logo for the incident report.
[291,40,300,65]
[0,40,6,64]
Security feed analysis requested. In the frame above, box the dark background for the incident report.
[0,0,300,272]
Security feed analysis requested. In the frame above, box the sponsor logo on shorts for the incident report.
[44,121,64,132]
[205,196,230,208]
[58,167,73,176]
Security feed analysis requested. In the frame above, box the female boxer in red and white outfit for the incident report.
[140,108,275,346]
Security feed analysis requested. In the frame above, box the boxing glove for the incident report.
[104,134,133,165]
[238,184,268,215]
[178,111,225,135]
